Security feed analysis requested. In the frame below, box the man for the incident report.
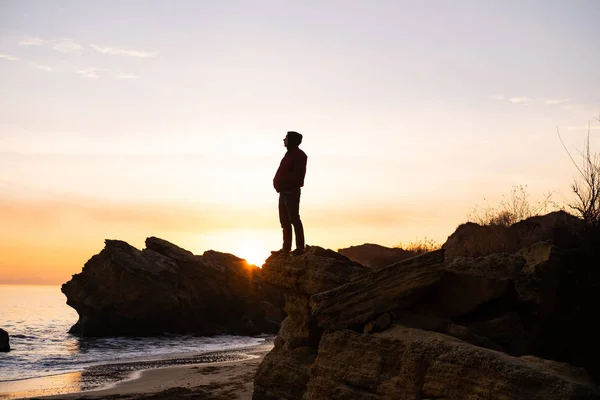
[272,131,307,256]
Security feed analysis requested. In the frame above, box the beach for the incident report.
[1,342,271,400]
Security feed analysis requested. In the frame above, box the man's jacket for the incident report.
[273,148,307,193]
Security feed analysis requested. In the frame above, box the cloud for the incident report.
[508,96,532,105]
[0,54,19,61]
[19,37,45,46]
[489,94,504,100]
[541,98,571,105]
[76,67,102,79]
[116,72,138,79]
[36,65,53,71]
[52,39,82,54]
[90,44,157,58]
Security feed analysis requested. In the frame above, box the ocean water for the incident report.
[0,285,268,384]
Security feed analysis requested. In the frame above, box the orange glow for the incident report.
[0,195,465,284]
[231,238,270,267]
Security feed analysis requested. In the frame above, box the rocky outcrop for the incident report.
[442,210,581,258]
[253,246,369,400]
[62,237,284,337]
[0,328,9,352]
[305,327,598,400]
[337,243,416,269]
[253,213,600,399]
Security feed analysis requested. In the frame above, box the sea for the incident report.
[0,284,270,397]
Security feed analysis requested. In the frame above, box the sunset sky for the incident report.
[1,1,599,284]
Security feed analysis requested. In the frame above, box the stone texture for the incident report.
[62,237,284,337]
[253,246,369,400]
[303,326,599,400]
[0,328,9,352]
[311,250,446,330]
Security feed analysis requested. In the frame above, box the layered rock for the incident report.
[62,237,284,337]
[0,328,9,352]
[337,243,416,269]
[253,246,369,400]
[305,327,598,400]
[254,213,600,399]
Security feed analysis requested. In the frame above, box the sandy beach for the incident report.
[1,342,272,400]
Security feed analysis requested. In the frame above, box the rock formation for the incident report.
[253,213,600,399]
[442,210,581,258]
[62,237,284,337]
[253,247,369,400]
[337,243,416,270]
[0,328,9,352]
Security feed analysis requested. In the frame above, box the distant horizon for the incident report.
[2,0,599,284]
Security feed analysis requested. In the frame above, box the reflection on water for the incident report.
[0,372,83,400]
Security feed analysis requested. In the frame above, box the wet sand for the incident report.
[0,342,272,400]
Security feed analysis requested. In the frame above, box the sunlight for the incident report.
[235,239,269,267]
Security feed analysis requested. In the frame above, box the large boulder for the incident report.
[0,328,9,352]
[337,243,416,270]
[304,326,599,400]
[442,210,581,259]
[62,237,284,337]
[253,246,369,400]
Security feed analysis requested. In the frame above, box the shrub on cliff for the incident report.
[467,185,558,227]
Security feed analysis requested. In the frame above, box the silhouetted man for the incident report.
[272,131,307,256]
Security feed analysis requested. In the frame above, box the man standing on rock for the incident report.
[272,131,307,256]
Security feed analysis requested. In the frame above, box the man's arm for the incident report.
[290,152,307,187]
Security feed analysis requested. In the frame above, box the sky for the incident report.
[1,0,599,284]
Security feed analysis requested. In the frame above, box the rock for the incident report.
[0,328,9,352]
[254,345,316,400]
[442,210,581,259]
[313,239,600,376]
[253,246,369,400]
[363,313,392,334]
[311,250,445,330]
[62,237,284,337]
[303,326,599,400]
[261,246,368,295]
[254,214,600,398]
[337,243,416,269]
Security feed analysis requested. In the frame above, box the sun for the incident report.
[236,239,269,267]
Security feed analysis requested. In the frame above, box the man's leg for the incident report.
[284,189,305,251]
[279,192,292,252]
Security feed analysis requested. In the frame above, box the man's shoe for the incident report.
[271,249,290,256]
[291,248,305,256]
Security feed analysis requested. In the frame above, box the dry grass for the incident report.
[395,237,441,255]
[467,185,559,227]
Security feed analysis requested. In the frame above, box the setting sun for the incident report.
[235,239,269,267]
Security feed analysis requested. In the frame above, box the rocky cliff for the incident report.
[253,213,600,399]
[62,237,284,337]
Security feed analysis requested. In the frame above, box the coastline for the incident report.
[0,339,273,400]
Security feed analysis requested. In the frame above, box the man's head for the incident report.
[284,131,303,149]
